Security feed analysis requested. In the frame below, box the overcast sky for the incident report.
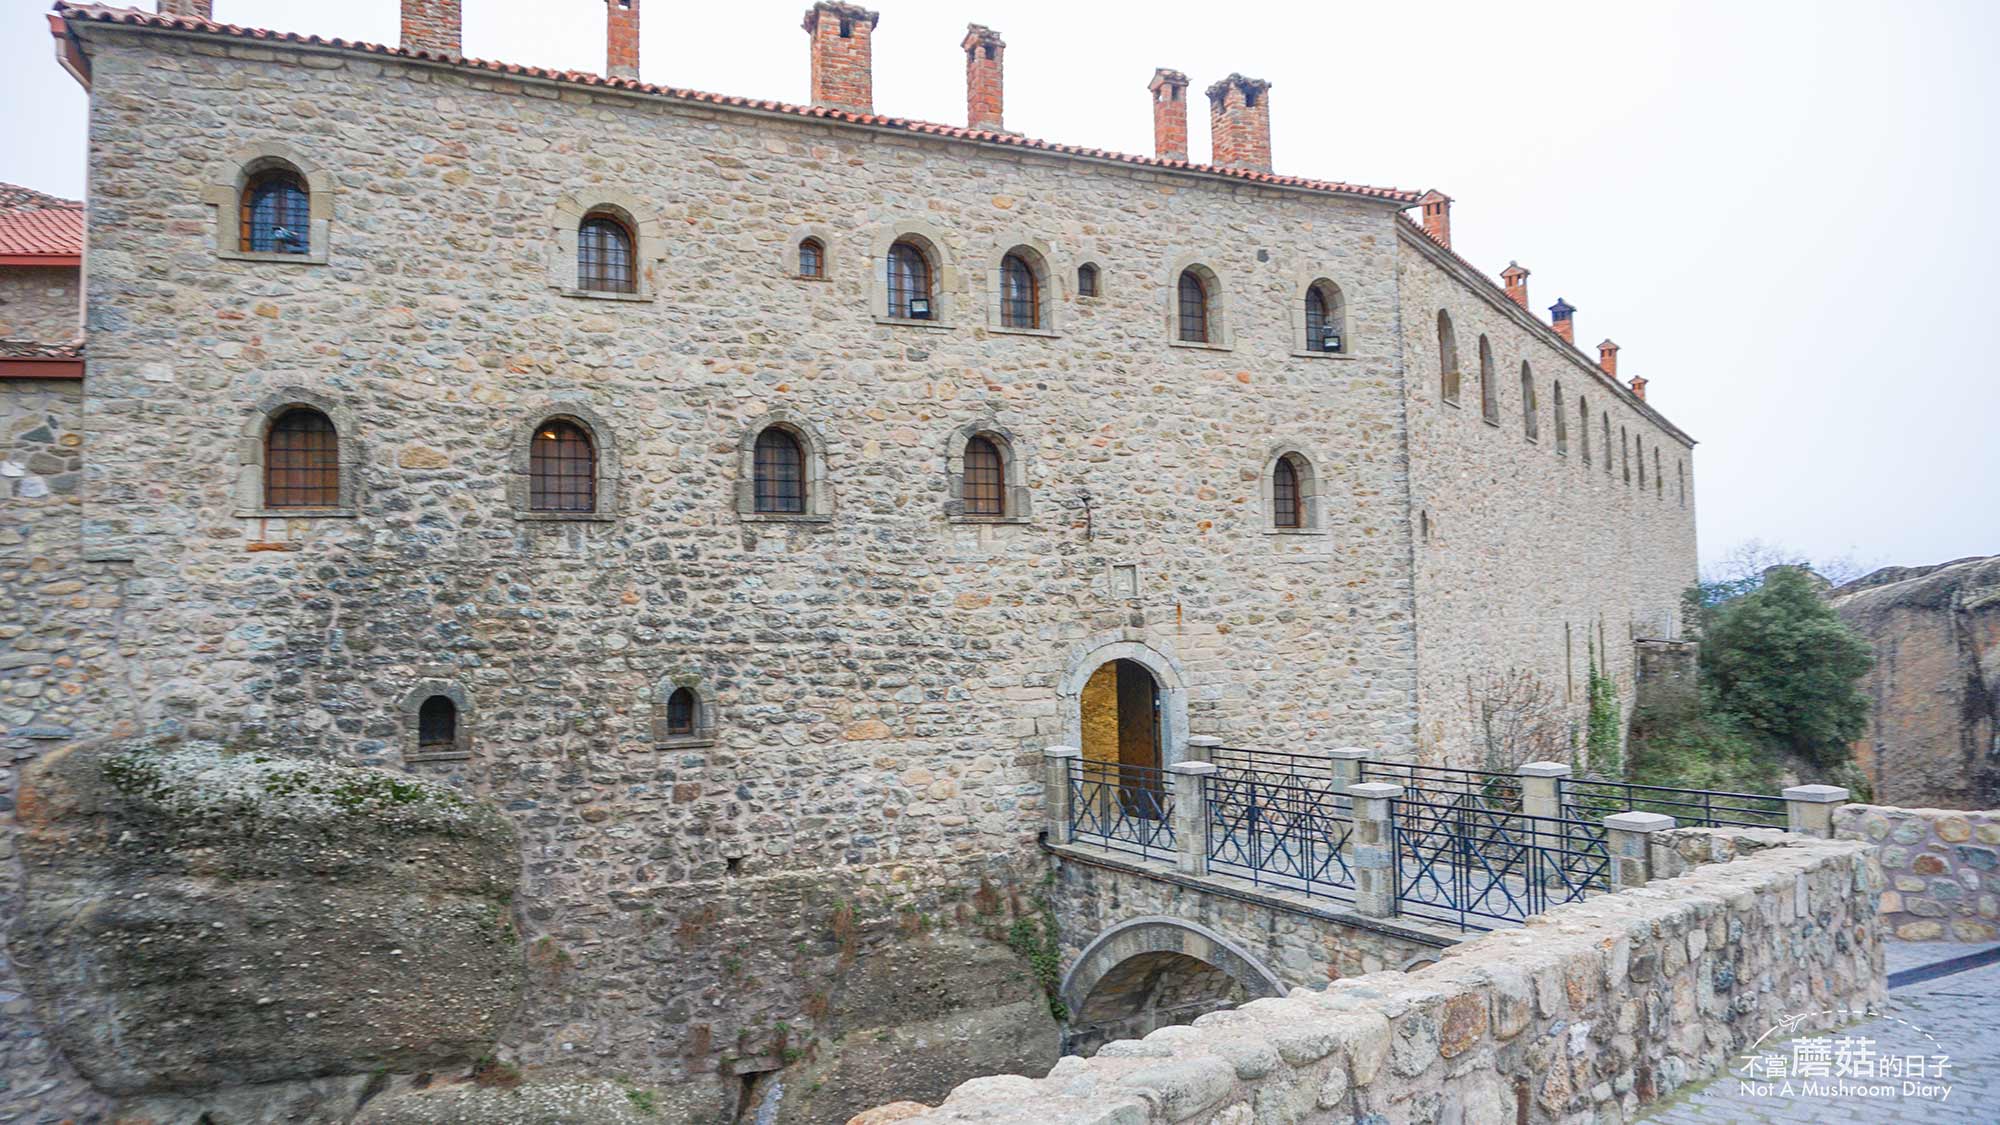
[3,0,1994,574]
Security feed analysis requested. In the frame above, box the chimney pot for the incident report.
[1148,69,1190,162]
[400,0,462,55]
[962,24,1006,132]
[1205,74,1273,172]
[1597,339,1620,377]
[606,0,640,80]
[804,2,880,115]
[1417,189,1452,248]
[157,0,214,18]
[1548,298,1575,344]
[1629,375,1648,401]
[1500,261,1530,310]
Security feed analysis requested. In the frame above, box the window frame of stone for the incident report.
[1166,257,1230,351]
[1289,275,1352,359]
[1553,381,1568,456]
[1436,310,1460,405]
[1520,361,1539,442]
[1077,261,1102,299]
[1258,444,1327,537]
[234,388,360,518]
[870,223,956,328]
[786,225,836,281]
[402,681,472,762]
[985,240,1059,336]
[735,411,834,523]
[1477,335,1499,425]
[652,678,717,748]
[508,405,620,522]
[547,192,661,302]
[206,144,333,266]
[944,422,1031,524]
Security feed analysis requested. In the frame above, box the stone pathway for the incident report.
[1642,943,2000,1124]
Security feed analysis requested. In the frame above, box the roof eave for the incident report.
[0,253,83,267]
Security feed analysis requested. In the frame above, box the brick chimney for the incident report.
[1417,190,1452,248]
[1148,69,1190,162]
[1597,339,1620,377]
[1500,262,1529,310]
[606,0,640,80]
[401,0,461,56]
[1549,298,1575,344]
[157,0,214,18]
[1206,74,1272,172]
[962,25,1005,132]
[803,3,880,115]
[1629,375,1648,401]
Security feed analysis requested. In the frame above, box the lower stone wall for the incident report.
[860,832,1882,1124]
[1834,803,2000,942]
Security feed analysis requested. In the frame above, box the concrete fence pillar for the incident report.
[1326,747,1370,796]
[1348,781,1403,918]
[1604,812,1674,889]
[1044,746,1081,844]
[1169,762,1216,877]
[1184,736,1220,766]
[1518,761,1572,876]
[1782,785,1850,839]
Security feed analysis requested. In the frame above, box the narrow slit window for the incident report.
[530,420,597,512]
[753,428,806,514]
[1437,311,1459,402]
[963,435,1005,516]
[265,408,339,508]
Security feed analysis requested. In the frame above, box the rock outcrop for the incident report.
[1830,556,2000,808]
[10,738,523,1100]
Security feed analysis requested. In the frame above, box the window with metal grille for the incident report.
[418,695,457,751]
[665,687,696,737]
[241,169,310,254]
[264,408,340,508]
[1305,282,1343,353]
[753,428,806,514]
[578,212,636,293]
[1000,253,1039,328]
[1078,263,1099,297]
[1273,457,1302,528]
[798,237,824,279]
[887,239,932,318]
[530,419,597,512]
[1177,270,1208,342]
[963,435,1005,516]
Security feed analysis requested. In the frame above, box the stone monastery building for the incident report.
[3,0,1697,1112]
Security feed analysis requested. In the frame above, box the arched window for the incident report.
[1520,362,1539,440]
[1602,414,1612,476]
[241,168,311,254]
[1636,435,1646,488]
[1304,281,1345,354]
[1678,461,1686,507]
[530,419,597,512]
[1621,427,1631,483]
[1654,449,1663,498]
[1077,262,1100,297]
[418,695,457,753]
[578,211,636,293]
[1000,252,1040,329]
[1478,336,1498,423]
[1272,456,1303,528]
[1578,395,1591,465]
[887,238,933,318]
[963,435,1006,516]
[753,427,807,514]
[1553,382,1568,455]
[264,407,340,508]
[665,687,697,737]
[798,237,825,279]
[1177,269,1209,343]
[1437,311,1460,402]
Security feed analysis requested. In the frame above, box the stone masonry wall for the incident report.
[1835,803,2000,942]
[0,269,81,345]
[862,832,1882,1124]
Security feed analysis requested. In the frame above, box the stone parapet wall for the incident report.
[1835,803,2000,942]
[861,833,1881,1124]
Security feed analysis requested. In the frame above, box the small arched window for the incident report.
[753,427,807,514]
[1621,427,1631,483]
[1636,435,1647,488]
[418,695,457,752]
[1077,262,1100,297]
[963,435,1006,516]
[798,237,825,279]
[1272,456,1303,528]
[1478,337,1498,423]
[1654,449,1663,498]
[578,211,637,293]
[665,687,697,737]
[1579,395,1591,465]
[1177,269,1209,343]
[265,407,340,508]
[1305,281,1345,353]
[241,168,310,254]
[1678,461,1686,507]
[887,239,933,318]
[1437,311,1460,402]
[530,419,597,512]
[1602,414,1612,476]
[1520,362,1539,440]
[1553,382,1568,454]
[1000,252,1040,329]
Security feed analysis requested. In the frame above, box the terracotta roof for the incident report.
[0,339,83,360]
[0,183,79,213]
[0,337,85,379]
[0,205,84,259]
[51,3,1420,206]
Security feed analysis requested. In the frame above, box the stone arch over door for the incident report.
[1058,635,1190,767]
[1059,916,1284,1056]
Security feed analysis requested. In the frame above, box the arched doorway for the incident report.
[1080,658,1162,774]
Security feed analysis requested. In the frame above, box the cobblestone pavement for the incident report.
[1643,943,1999,1123]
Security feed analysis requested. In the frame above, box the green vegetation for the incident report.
[1583,644,1623,778]
[1006,893,1067,1023]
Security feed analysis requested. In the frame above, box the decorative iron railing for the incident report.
[1210,746,1339,782]
[1559,776,1787,831]
[1204,764,1355,901]
[1392,799,1611,929]
[1362,761,1523,815]
[1067,758,1176,862]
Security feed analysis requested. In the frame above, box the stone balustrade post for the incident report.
[1782,785,1850,839]
[1348,781,1404,918]
[1184,736,1220,766]
[1518,762,1572,876]
[1325,747,1370,796]
[1169,762,1215,877]
[1604,811,1674,889]
[1044,746,1081,845]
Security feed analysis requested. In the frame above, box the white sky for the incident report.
[3,0,1995,573]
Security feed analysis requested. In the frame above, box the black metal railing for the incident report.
[1392,799,1611,930]
[1361,761,1523,815]
[1210,746,1341,782]
[1559,776,1787,830]
[1205,765,1355,902]
[1068,758,1176,862]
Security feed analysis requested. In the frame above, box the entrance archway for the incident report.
[1081,658,1161,774]
[1059,917,1284,1056]
[1057,635,1189,767]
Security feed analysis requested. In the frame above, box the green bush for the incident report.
[1698,567,1873,769]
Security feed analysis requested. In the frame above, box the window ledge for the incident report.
[1441,397,1461,409]
[1290,350,1356,361]
[740,512,834,524]
[556,287,654,303]
[1264,527,1328,537]
[795,274,832,283]
[407,750,473,763]
[951,515,1033,526]
[1525,435,1540,444]
[657,735,718,751]
[988,325,1060,339]
[218,248,328,266]
[1483,417,1501,427]
[513,510,616,523]
[873,316,955,331]
[235,507,357,519]
[1169,339,1233,353]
